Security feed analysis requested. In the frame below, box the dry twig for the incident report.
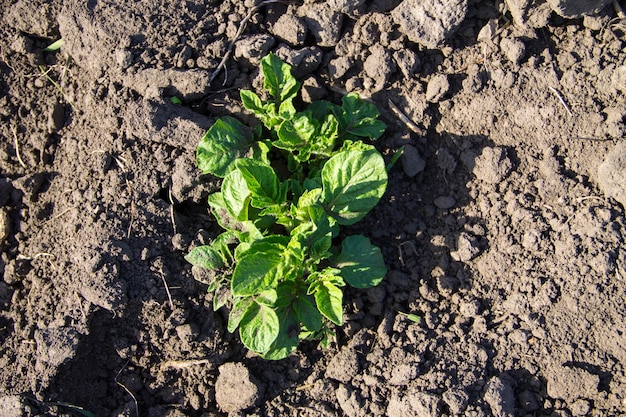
[160,358,211,372]
[388,99,427,135]
[115,360,139,417]
[11,125,27,168]
[158,265,174,310]
[168,188,177,235]
[548,87,573,116]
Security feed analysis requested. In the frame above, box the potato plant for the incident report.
[186,54,388,359]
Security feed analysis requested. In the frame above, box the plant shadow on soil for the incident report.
[41,93,519,415]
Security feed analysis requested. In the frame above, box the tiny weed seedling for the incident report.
[186,53,388,359]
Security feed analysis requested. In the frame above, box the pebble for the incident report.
[434,196,455,209]
[401,145,426,177]
[426,73,450,102]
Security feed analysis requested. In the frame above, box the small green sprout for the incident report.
[398,311,421,323]
[44,39,64,52]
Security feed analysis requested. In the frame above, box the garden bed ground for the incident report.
[1,0,625,416]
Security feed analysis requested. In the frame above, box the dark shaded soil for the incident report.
[1,0,625,416]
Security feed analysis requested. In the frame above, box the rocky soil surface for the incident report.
[1,0,625,416]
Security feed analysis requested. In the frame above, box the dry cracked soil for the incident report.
[1,0,626,416]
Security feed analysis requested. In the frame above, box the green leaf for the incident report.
[314,282,344,326]
[337,93,386,140]
[44,39,64,51]
[213,284,231,311]
[196,117,256,177]
[334,235,386,288]
[241,90,264,115]
[208,192,238,231]
[387,146,404,172]
[241,90,278,128]
[185,245,225,270]
[261,53,300,103]
[276,113,316,150]
[294,295,323,332]
[185,230,237,270]
[222,169,251,221]
[260,310,299,360]
[228,297,255,333]
[306,100,340,123]
[274,281,296,308]
[239,302,280,354]
[398,311,421,323]
[322,149,387,225]
[256,289,278,306]
[235,159,284,207]
[231,245,283,296]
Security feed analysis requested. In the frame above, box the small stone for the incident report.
[426,74,450,102]
[434,196,455,209]
[274,45,323,78]
[477,19,498,43]
[301,75,326,102]
[401,145,426,177]
[115,48,133,69]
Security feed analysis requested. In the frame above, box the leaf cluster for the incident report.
[186,54,388,359]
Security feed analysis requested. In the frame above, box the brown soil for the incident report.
[1,0,625,416]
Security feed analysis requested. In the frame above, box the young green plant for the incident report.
[186,53,388,359]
